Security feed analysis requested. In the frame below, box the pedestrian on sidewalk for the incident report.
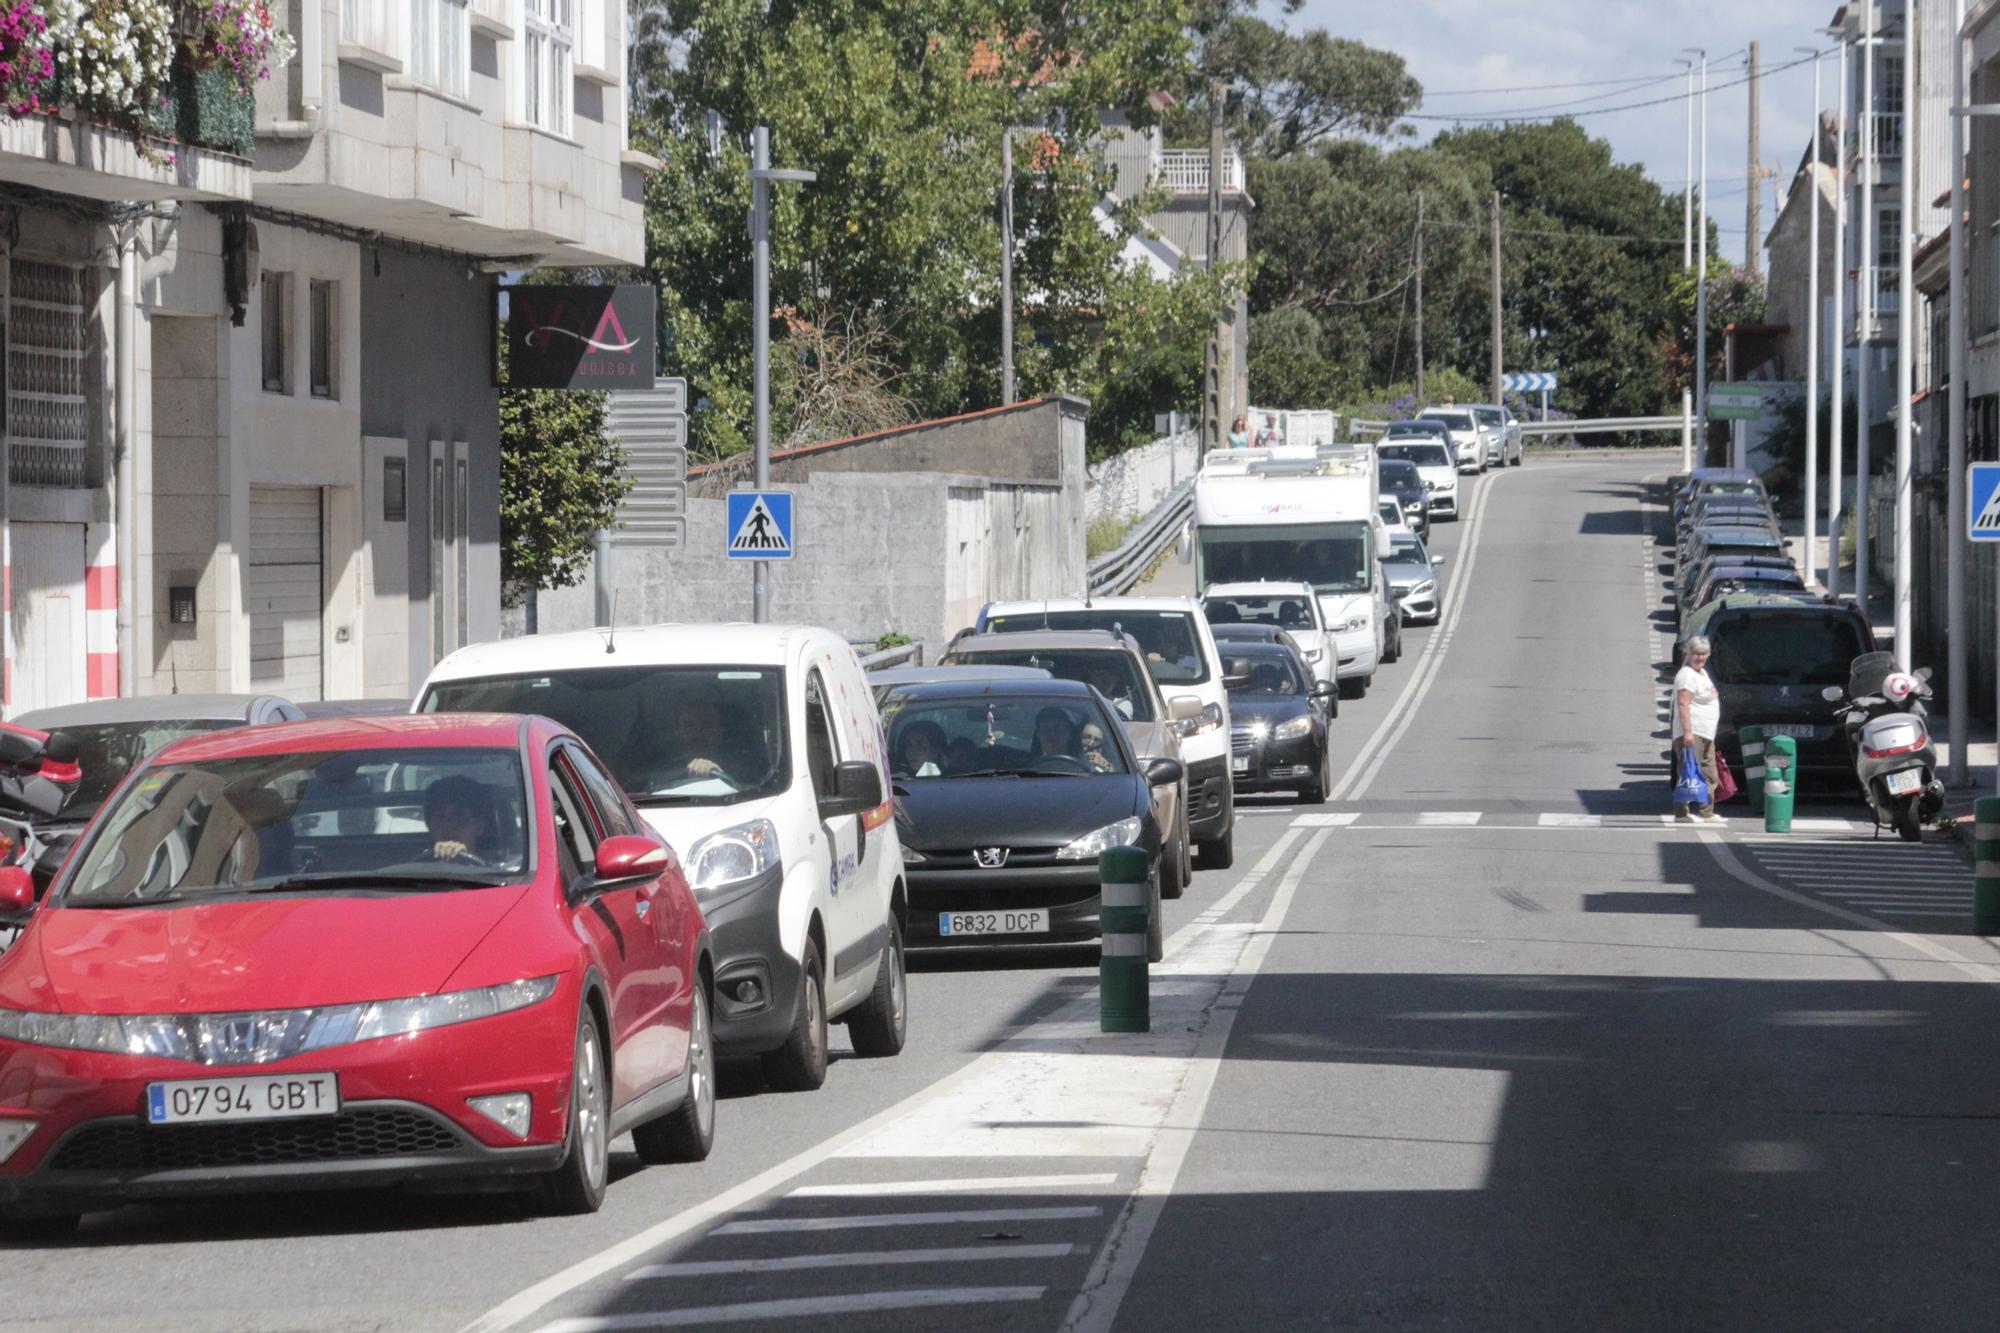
[1227,417,1249,449]
[1673,635,1725,824]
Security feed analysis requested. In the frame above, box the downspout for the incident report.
[115,232,137,696]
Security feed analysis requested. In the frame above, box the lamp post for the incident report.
[1799,47,1824,611]
[1829,32,1847,599]
[1685,49,1711,457]
[1947,0,1971,783]
[1680,56,1697,469]
[749,127,815,624]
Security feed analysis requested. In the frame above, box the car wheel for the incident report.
[761,940,828,1092]
[1383,629,1399,664]
[1195,821,1235,871]
[1147,868,1164,964]
[1339,677,1367,701]
[538,1010,611,1215]
[1161,821,1186,900]
[0,1211,81,1243]
[633,985,716,1163]
[1300,746,1330,804]
[845,917,907,1058]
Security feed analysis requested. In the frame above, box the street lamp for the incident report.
[1679,55,1697,469]
[1682,48,1709,455]
[1798,46,1824,613]
[748,127,815,624]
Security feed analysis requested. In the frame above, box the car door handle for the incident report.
[635,899,651,919]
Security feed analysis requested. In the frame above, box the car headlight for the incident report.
[1409,580,1436,597]
[686,818,780,894]
[900,844,927,865]
[1178,702,1224,737]
[1055,817,1143,861]
[1272,715,1314,741]
[0,977,559,1065]
[1423,480,1435,492]
[1300,645,1322,662]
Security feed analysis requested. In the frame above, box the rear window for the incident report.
[1380,443,1451,468]
[941,647,1157,721]
[1379,460,1420,485]
[1710,611,1867,686]
[1419,413,1472,430]
[982,610,1209,685]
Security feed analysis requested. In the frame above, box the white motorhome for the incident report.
[1190,444,1393,698]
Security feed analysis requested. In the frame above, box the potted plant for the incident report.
[0,1,57,115]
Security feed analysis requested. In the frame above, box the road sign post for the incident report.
[1967,464,2000,795]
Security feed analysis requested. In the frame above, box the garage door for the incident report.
[247,486,323,702]
[10,522,86,712]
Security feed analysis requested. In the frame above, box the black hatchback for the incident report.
[1685,594,1875,779]
[884,679,1182,961]
[1222,642,1338,802]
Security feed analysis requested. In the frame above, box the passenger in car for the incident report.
[1032,707,1081,760]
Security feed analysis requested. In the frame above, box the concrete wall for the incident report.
[360,250,502,697]
[1086,431,1197,523]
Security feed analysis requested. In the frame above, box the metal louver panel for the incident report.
[604,377,686,548]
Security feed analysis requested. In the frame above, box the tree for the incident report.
[1171,14,1421,157]
[1661,259,1769,397]
[498,385,633,606]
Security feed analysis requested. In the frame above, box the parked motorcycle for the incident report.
[1829,651,1945,842]
[0,723,79,950]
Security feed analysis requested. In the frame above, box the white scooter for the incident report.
[1831,651,1945,842]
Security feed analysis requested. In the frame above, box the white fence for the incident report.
[1086,430,1199,523]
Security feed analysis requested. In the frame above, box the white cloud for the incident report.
[1293,0,1837,263]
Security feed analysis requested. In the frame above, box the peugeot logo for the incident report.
[973,847,1009,868]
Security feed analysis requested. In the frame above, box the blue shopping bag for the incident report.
[1673,745,1710,807]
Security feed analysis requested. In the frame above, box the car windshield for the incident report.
[42,719,240,821]
[59,746,530,906]
[1388,534,1428,565]
[940,648,1156,721]
[983,610,1209,685]
[1198,522,1371,595]
[1710,613,1867,686]
[1379,442,1451,468]
[883,693,1129,778]
[421,666,788,806]
[1472,407,1504,427]
[1379,460,1420,487]
[1204,595,1317,630]
[1224,653,1308,698]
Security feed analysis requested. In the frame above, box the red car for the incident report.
[0,713,714,1237]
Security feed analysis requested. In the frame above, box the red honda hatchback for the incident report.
[0,713,714,1237]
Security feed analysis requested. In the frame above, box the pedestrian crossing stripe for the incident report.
[1968,463,2000,540]
[726,490,794,559]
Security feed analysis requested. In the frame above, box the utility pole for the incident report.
[1695,53,1711,459]
[1800,46,1822,612]
[1948,0,1969,783]
[1746,42,1762,277]
[1000,128,1015,405]
[1202,79,1224,454]
[1489,189,1502,407]
[1857,1,1876,611]
[1893,0,1917,671]
[1414,192,1426,400]
[1829,33,1847,600]
[1681,55,1698,469]
[748,126,814,624]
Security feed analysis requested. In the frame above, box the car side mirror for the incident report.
[1168,695,1205,724]
[820,760,884,820]
[0,865,34,915]
[593,834,673,887]
[1311,681,1339,699]
[1430,554,1447,566]
[0,727,46,770]
[1144,757,1185,787]
[1375,527,1392,559]
[0,773,67,819]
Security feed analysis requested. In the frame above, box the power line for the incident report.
[1321,264,1420,305]
[1402,48,1816,123]
[1422,72,1682,97]
[1448,69,1689,117]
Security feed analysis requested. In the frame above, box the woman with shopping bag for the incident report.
[1672,635,1725,824]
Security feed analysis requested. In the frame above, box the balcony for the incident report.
[0,79,252,205]
[1156,148,1245,195]
[1866,265,1902,318]
[339,0,404,72]
[1850,110,1903,163]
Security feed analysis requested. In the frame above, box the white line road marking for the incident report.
[709,1207,1102,1237]
[1291,812,1360,827]
[1417,811,1482,826]
[626,1243,1079,1279]
[1538,813,1603,827]
[538,1287,1047,1331]
[790,1174,1119,1199]
[1063,826,1337,1333]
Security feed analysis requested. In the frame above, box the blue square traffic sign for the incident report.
[726,490,795,560]
[1970,464,2000,542]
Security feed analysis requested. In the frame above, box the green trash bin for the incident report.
[1762,735,1797,833]
[1098,846,1150,1032]
[1975,797,2000,936]
[1738,724,1766,813]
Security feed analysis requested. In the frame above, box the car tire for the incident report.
[633,985,716,1163]
[761,940,828,1092]
[0,1211,81,1243]
[1147,868,1165,964]
[845,918,907,1058]
[1195,821,1235,871]
[1300,747,1329,804]
[1161,819,1186,900]
[1339,677,1367,701]
[537,1011,611,1215]
[1383,630,1399,665]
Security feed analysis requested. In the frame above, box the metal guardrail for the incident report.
[1088,478,1193,596]
[858,642,923,669]
[1351,415,1683,438]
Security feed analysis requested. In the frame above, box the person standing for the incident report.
[1227,417,1249,450]
[1672,636,1725,824]
[1253,413,1280,448]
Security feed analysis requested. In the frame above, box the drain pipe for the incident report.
[114,230,137,696]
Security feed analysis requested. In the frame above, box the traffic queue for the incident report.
[0,423,1492,1238]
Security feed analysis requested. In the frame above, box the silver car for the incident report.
[1415,409,1489,475]
[1466,404,1523,468]
[1382,531,1445,624]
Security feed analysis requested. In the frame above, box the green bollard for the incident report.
[1738,725,1766,813]
[1975,797,2000,936]
[1098,845,1150,1033]
[1762,735,1797,833]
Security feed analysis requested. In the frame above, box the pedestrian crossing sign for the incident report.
[1970,464,2000,542]
[726,489,795,560]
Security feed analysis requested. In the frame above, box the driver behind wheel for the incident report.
[1032,707,1080,760]
[423,775,498,864]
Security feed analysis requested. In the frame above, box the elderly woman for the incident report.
[1673,635,1725,824]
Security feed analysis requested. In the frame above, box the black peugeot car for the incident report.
[1222,641,1338,803]
[884,679,1182,962]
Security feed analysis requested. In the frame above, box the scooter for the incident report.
[0,723,80,950]
[1832,651,1946,842]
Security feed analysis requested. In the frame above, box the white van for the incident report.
[973,597,1238,869]
[416,624,907,1092]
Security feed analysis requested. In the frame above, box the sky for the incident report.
[1303,0,1839,266]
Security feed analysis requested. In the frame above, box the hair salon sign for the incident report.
[497,285,658,389]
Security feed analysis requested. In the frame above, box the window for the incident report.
[412,0,469,99]
[1878,208,1902,268]
[261,272,290,394]
[548,758,598,879]
[524,0,573,135]
[803,671,840,798]
[1878,52,1904,113]
[565,746,637,839]
[308,279,336,399]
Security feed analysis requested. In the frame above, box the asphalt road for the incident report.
[10,453,2000,1332]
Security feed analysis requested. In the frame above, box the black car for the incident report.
[1378,458,1429,535]
[1685,593,1876,780]
[886,679,1182,961]
[1221,642,1337,802]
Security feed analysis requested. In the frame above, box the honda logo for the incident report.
[972,847,1009,868]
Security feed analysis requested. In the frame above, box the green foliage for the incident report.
[874,631,915,650]
[498,384,633,604]
[1087,513,1137,557]
[632,0,1209,464]
[1662,260,1770,394]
